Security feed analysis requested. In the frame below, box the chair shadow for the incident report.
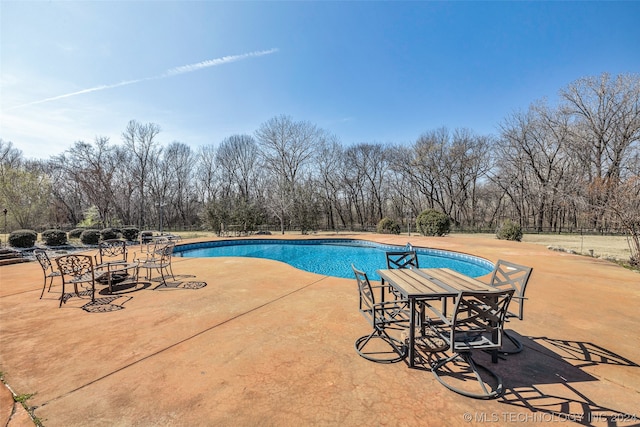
[499,332,639,425]
[411,330,640,424]
[152,274,208,291]
[81,295,133,313]
[528,335,639,369]
[60,289,94,305]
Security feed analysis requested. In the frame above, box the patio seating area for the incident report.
[1,234,639,426]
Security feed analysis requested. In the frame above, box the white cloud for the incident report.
[165,48,279,76]
[3,48,279,112]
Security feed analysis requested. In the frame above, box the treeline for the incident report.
[1,72,639,259]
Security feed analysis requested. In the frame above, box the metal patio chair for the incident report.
[136,242,176,286]
[34,249,61,299]
[94,239,139,292]
[486,260,533,354]
[385,250,419,302]
[136,237,170,263]
[425,289,514,399]
[95,239,128,264]
[386,249,449,319]
[352,264,410,363]
[55,254,97,307]
[385,250,419,270]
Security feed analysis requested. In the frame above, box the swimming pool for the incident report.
[175,239,493,280]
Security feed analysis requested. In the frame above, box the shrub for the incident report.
[121,227,140,242]
[416,209,451,236]
[496,220,523,242]
[9,230,38,248]
[80,229,101,245]
[140,230,154,243]
[41,229,68,246]
[100,228,120,240]
[376,217,401,235]
[68,228,84,239]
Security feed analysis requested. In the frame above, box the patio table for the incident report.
[376,267,496,368]
[95,260,139,294]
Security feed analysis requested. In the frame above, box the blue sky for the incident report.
[1,1,639,160]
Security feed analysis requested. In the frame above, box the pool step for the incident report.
[0,248,29,266]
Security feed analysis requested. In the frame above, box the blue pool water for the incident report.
[175,239,493,280]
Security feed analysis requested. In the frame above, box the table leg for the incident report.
[491,295,499,363]
[409,297,416,368]
[107,267,114,294]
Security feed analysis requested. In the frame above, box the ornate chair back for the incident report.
[55,254,96,307]
[96,239,128,265]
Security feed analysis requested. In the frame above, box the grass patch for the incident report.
[0,372,44,426]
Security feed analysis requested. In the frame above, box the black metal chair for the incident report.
[425,289,514,399]
[55,254,97,307]
[486,260,533,354]
[34,249,61,299]
[352,265,410,363]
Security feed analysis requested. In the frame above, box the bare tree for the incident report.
[497,102,572,231]
[0,139,23,171]
[216,135,261,202]
[195,144,220,203]
[598,177,640,264]
[255,115,321,233]
[561,73,640,229]
[343,143,390,226]
[315,134,345,230]
[121,120,161,228]
[50,137,121,227]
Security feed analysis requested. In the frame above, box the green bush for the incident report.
[121,227,140,242]
[68,228,84,239]
[140,230,154,243]
[41,229,68,246]
[100,228,120,240]
[376,217,401,235]
[416,209,451,236]
[80,229,101,245]
[9,230,38,248]
[496,220,523,241]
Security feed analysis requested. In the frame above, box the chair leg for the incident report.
[59,282,66,307]
[40,277,48,299]
[151,266,169,289]
[431,352,504,399]
[355,327,407,364]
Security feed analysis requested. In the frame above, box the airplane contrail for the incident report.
[5,48,279,111]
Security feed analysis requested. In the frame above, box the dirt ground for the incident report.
[454,233,632,261]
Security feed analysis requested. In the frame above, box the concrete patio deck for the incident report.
[0,234,638,426]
